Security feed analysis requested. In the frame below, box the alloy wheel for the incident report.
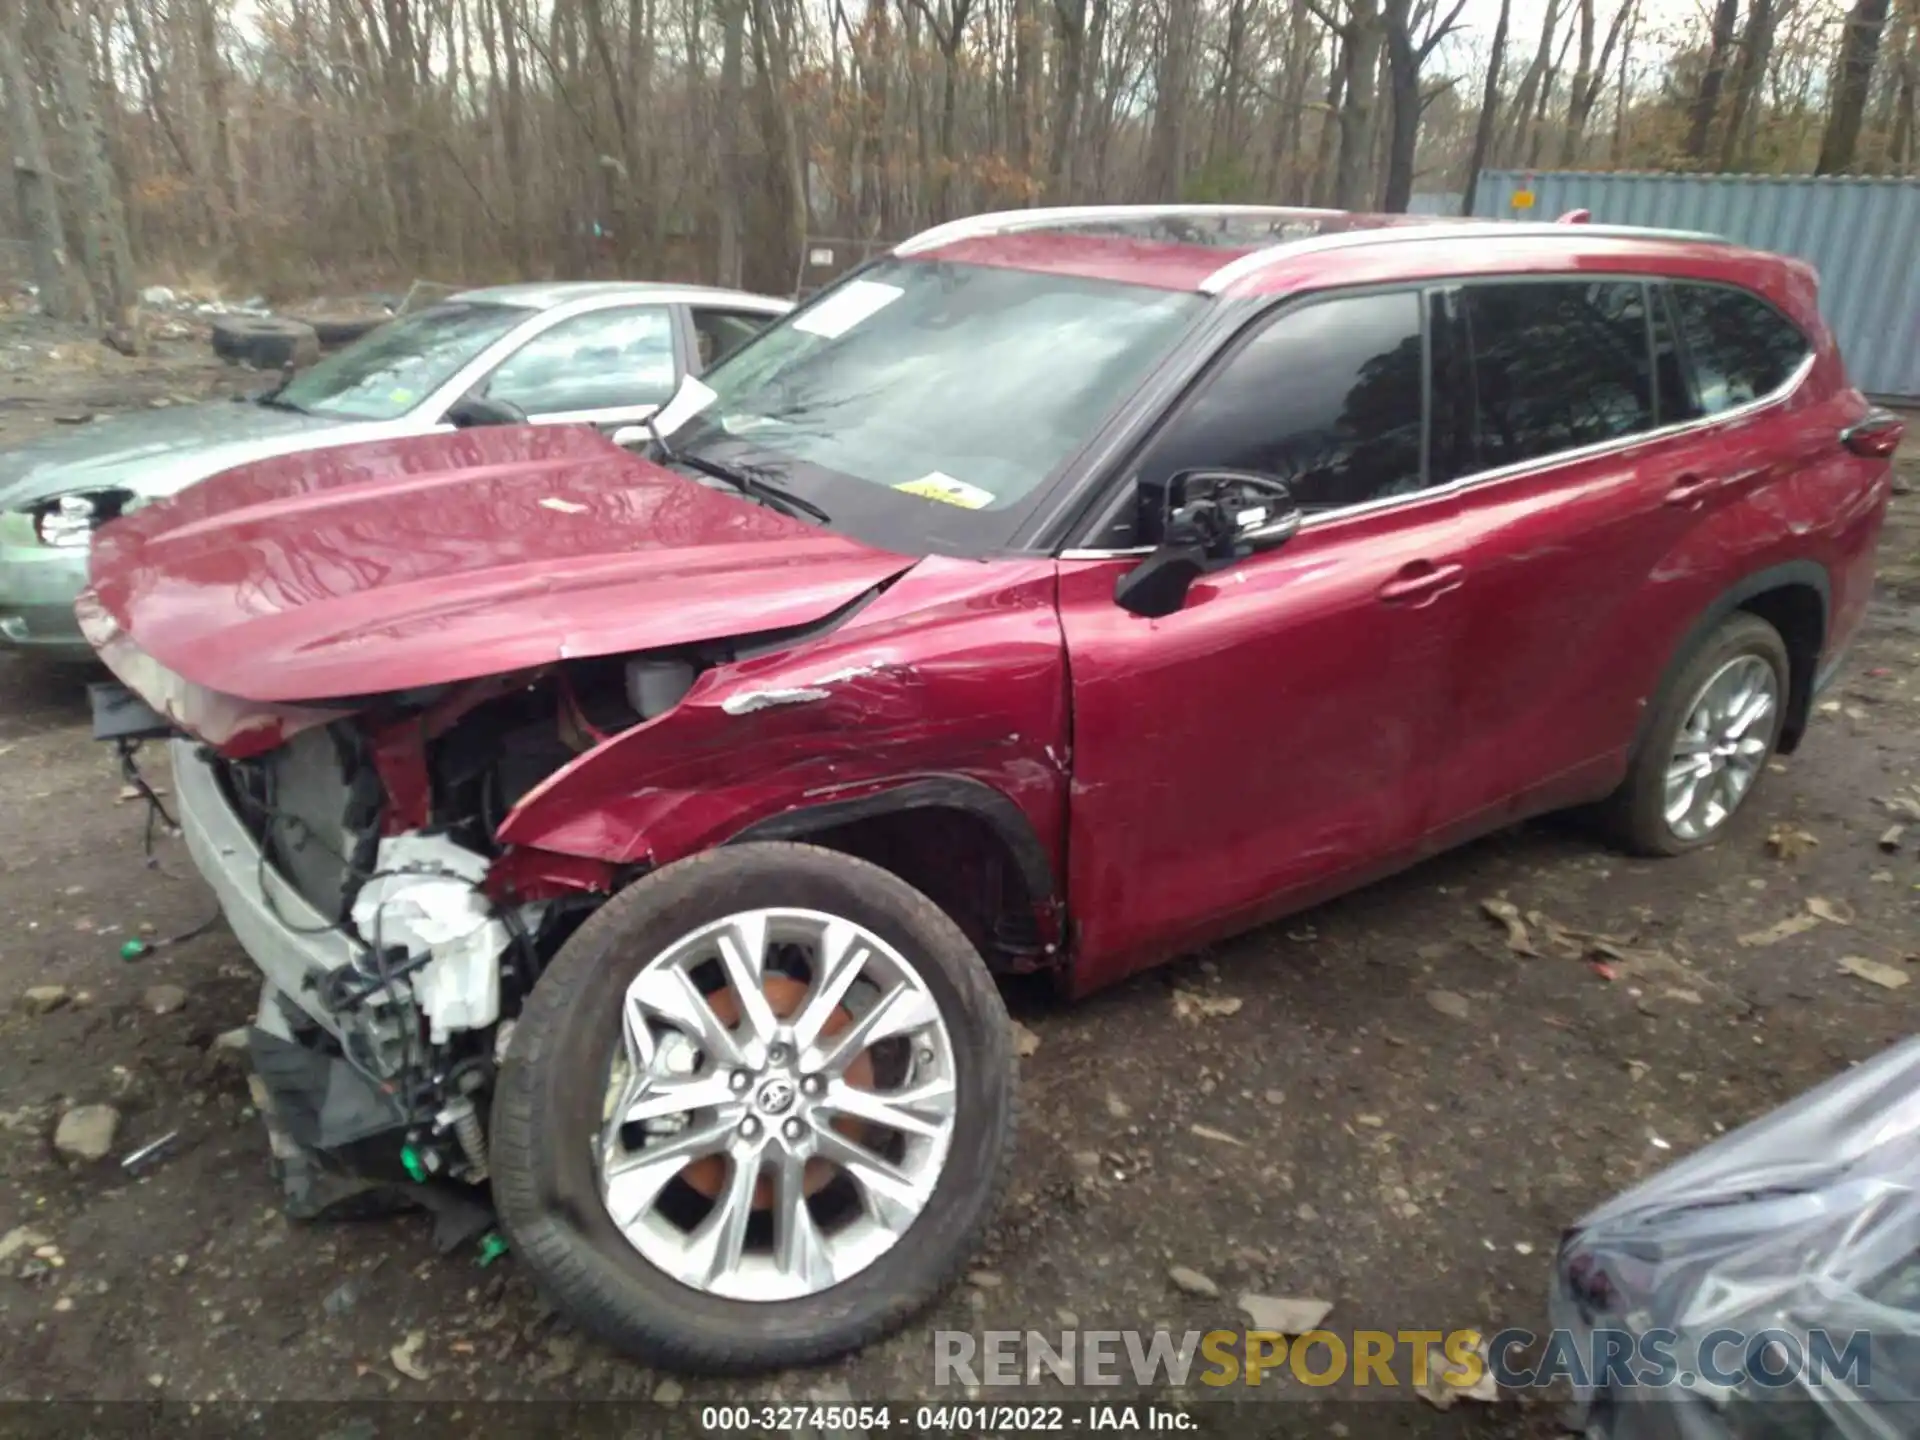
[597,908,958,1302]
[1662,653,1779,842]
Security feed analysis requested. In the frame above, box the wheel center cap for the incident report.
[755,1077,796,1115]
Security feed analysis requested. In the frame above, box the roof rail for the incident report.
[892,204,1348,256]
[1197,219,1737,294]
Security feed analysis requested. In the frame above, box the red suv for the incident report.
[79,206,1902,1371]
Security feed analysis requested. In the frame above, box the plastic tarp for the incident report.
[1551,1035,1920,1439]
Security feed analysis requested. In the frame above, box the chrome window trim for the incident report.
[1055,349,1815,562]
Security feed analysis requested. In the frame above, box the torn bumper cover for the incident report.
[1551,1035,1920,1439]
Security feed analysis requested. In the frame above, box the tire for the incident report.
[208,316,320,370]
[1601,612,1791,856]
[490,841,1017,1373]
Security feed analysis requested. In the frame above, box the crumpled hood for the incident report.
[79,424,917,703]
[0,398,362,511]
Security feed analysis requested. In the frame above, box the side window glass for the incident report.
[1136,291,1426,514]
[485,306,676,415]
[691,308,775,371]
[1465,281,1653,469]
[1670,284,1810,415]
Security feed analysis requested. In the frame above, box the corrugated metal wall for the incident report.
[1466,171,1920,401]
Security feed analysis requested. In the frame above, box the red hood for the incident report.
[79,425,915,703]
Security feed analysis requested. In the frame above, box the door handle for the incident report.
[1378,561,1465,606]
[1665,467,1767,507]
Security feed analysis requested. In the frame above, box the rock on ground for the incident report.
[53,1104,120,1162]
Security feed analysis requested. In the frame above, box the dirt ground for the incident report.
[2,315,1917,1436]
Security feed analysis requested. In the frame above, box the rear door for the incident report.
[1057,288,1470,988]
[1427,277,1753,835]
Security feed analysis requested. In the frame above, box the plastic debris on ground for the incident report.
[1551,1034,1920,1439]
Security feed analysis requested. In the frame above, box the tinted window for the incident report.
[1137,291,1426,513]
[486,306,677,414]
[1466,281,1653,468]
[1670,284,1810,415]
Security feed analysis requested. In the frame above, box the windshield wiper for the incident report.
[638,411,831,526]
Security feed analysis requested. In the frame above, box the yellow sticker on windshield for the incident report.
[894,472,993,510]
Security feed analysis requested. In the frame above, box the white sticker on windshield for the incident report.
[792,279,904,339]
[894,471,994,510]
[651,375,716,439]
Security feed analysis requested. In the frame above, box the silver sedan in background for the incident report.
[0,281,789,662]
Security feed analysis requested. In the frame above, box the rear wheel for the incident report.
[490,842,1016,1372]
[1602,612,1789,856]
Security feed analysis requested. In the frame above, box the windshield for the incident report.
[668,259,1204,553]
[274,302,525,421]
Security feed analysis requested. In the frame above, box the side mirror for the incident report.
[1115,470,1301,618]
[445,391,527,429]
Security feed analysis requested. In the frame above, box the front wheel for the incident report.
[489,842,1017,1372]
[1602,612,1790,856]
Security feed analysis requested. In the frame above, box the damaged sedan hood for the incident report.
[79,424,917,703]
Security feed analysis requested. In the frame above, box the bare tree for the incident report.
[0,0,92,320]
[1460,0,1511,214]
[43,0,140,346]
[1687,0,1744,159]
[1818,0,1893,170]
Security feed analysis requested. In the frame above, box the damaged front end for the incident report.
[99,648,718,1232]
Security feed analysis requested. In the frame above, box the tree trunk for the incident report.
[1719,0,1775,170]
[747,0,806,286]
[1332,0,1383,209]
[1379,0,1418,210]
[0,0,92,322]
[1685,0,1741,160]
[1818,0,1893,173]
[1502,0,1559,166]
[1146,0,1195,198]
[1047,0,1086,199]
[715,0,745,284]
[44,0,139,346]
[195,0,236,246]
[1311,28,1348,205]
[1460,0,1509,215]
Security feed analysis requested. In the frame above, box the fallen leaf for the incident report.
[1879,795,1920,823]
[1416,1334,1499,1409]
[1355,1114,1385,1128]
[1009,1021,1041,1058]
[1590,961,1618,982]
[1881,825,1907,853]
[1171,989,1243,1023]
[390,1330,430,1382]
[1425,988,1471,1019]
[1479,898,1539,956]
[1806,896,1855,926]
[1660,987,1704,1005]
[1189,1123,1247,1148]
[1839,956,1910,991]
[1238,1294,1333,1333]
[1739,913,1821,947]
[1764,823,1819,860]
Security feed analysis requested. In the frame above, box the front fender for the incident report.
[495,556,1071,888]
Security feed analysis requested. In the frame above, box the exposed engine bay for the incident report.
[118,645,732,1220]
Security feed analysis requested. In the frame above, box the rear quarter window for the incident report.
[1669,283,1811,416]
